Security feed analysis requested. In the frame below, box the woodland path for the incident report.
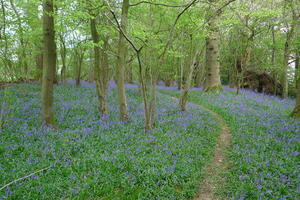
[165,94,231,200]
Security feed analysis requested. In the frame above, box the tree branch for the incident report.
[130,1,193,8]
[0,166,51,191]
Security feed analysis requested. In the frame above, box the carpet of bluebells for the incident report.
[160,86,300,200]
[0,83,219,199]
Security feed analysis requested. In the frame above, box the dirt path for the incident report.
[166,95,231,200]
[193,106,231,200]
[194,107,231,200]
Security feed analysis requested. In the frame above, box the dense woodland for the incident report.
[0,0,300,199]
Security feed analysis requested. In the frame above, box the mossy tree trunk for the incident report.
[116,0,129,121]
[90,17,108,117]
[41,0,56,126]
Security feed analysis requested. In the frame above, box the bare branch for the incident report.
[130,1,193,8]
[0,166,51,191]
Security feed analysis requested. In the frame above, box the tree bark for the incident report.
[75,47,85,87]
[41,0,56,126]
[59,34,67,84]
[90,17,108,117]
[204,14,222,91]
[116,0,130,121]
[179,49,200,111]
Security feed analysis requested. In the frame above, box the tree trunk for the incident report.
[204,15,222,91]
[59,34,67,84]
[116,0,129,121]
[179,49,200,111]
[282,40,290,99]
[75,48,85,87]
[75,57,82,87]
[41,0,56,126]
[90,17,108,117]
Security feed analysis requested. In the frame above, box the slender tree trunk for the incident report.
[41,0,56,126]
[75,57,82,87]
[179,49,200,111]
[75,48,85,87]
[204,14,222,91]
[282,39,290,99]
[59,34,67,84]
[90,17,108,117]
[116,0,129,121]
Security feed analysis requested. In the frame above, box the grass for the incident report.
[159,86,300,200]
[0,83,220,199]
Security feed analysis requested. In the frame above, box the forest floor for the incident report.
[0,83,220,199]
[0,83,299,199]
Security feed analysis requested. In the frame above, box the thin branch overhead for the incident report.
[129,1,195,8]
[104,1,142,53]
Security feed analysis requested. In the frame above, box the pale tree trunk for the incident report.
[41,0,56,126]
[116,0,129,121]
[204,13,222,91]
[179,49,200,111]
[90,17,108,117]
